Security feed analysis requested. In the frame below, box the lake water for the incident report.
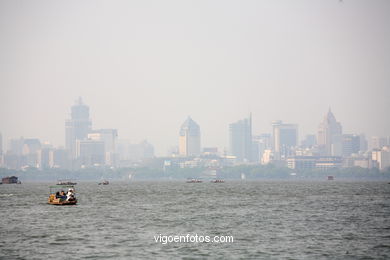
[1,181,389,259]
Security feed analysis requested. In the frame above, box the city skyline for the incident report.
[0,98,388,156]
[1,1,390,155]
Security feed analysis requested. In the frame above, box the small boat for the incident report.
[48,185,77,205]
[57,180,77,185]
[2,176,19,184]
[186,178,202,183]
[211,179,225,183]
[327,176,334,181]
[98,180,109,185]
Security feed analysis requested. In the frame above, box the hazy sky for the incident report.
[1,0,389,155]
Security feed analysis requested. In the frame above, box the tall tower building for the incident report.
[272,120,298,160]
[229,115,252,162]
[317,108,342,156]
[65,97,92,159]
[179,117,201,157]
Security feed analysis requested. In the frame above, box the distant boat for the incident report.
[57,180,77,185]
[186,178,202,183]
[98,180,109,185]
[327,176,334,181]
[241,173,246,180]
[211,179,225,183]
[1,176,20,184]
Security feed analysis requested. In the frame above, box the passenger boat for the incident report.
[57,180,77,185]
[48,185,77,205]
[98,180,109,185]
[186,178,202,183]
[211,179,225,183]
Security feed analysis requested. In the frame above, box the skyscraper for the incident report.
[342,134,360,157]
[272,120,298,160]
[179,117,201,157]
[229,115,252,162]
[65,97,92,159]
[88,129,118,166]
[317,109,343,156]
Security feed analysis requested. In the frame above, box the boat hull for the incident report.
[48,196,77,205]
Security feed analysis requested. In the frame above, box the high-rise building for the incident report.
[272,120,298,160]
[38,148,52,169]
[229,115,252,162]
[65,97,92,159]
[342,134,360,157]
[359,134,368,153]
[371,146,390,170]
[253,133,272,163]
[50,148,70,169]
[370,136,388,150]
[76,139,105,167]
[179,117,201,157]
[317,109,343,156]
[88,129,118,166]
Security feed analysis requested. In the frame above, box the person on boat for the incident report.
[60,190,67,200]
[66,188,75,201]
[55,191,60,199]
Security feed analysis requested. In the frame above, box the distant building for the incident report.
[76,140,105,167]
[317,108,342,156]
[371,146,390,170]
[301,134,317,148]
[22,138,41,168]
[179,117,201,157]
[3,153,22,169]
[287,156,342,170]
[203,147,219,156]
[9,138,24,156]
[116,139,155,166]
[370,136,388,150]
[287,156,316,170]
[253,133,272,163]
[342,134,360,157]
[6,138,41,168]
[359,134,368,153]
[38,148,52,169]
[261,149,274,165]
[229,115,253,163]
[65,97,92,159]
[272,120,298,160]
[88,129,118,166]
[50,148,70,169]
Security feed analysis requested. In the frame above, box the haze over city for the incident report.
[1,0,389,155]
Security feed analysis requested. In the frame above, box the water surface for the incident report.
[0,181,389,259]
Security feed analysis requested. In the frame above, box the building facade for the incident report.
[272,120,298,160]
[229,115,252,162]
[65,97,92,159]
[179,117,201,157]
[317,109,342,156]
